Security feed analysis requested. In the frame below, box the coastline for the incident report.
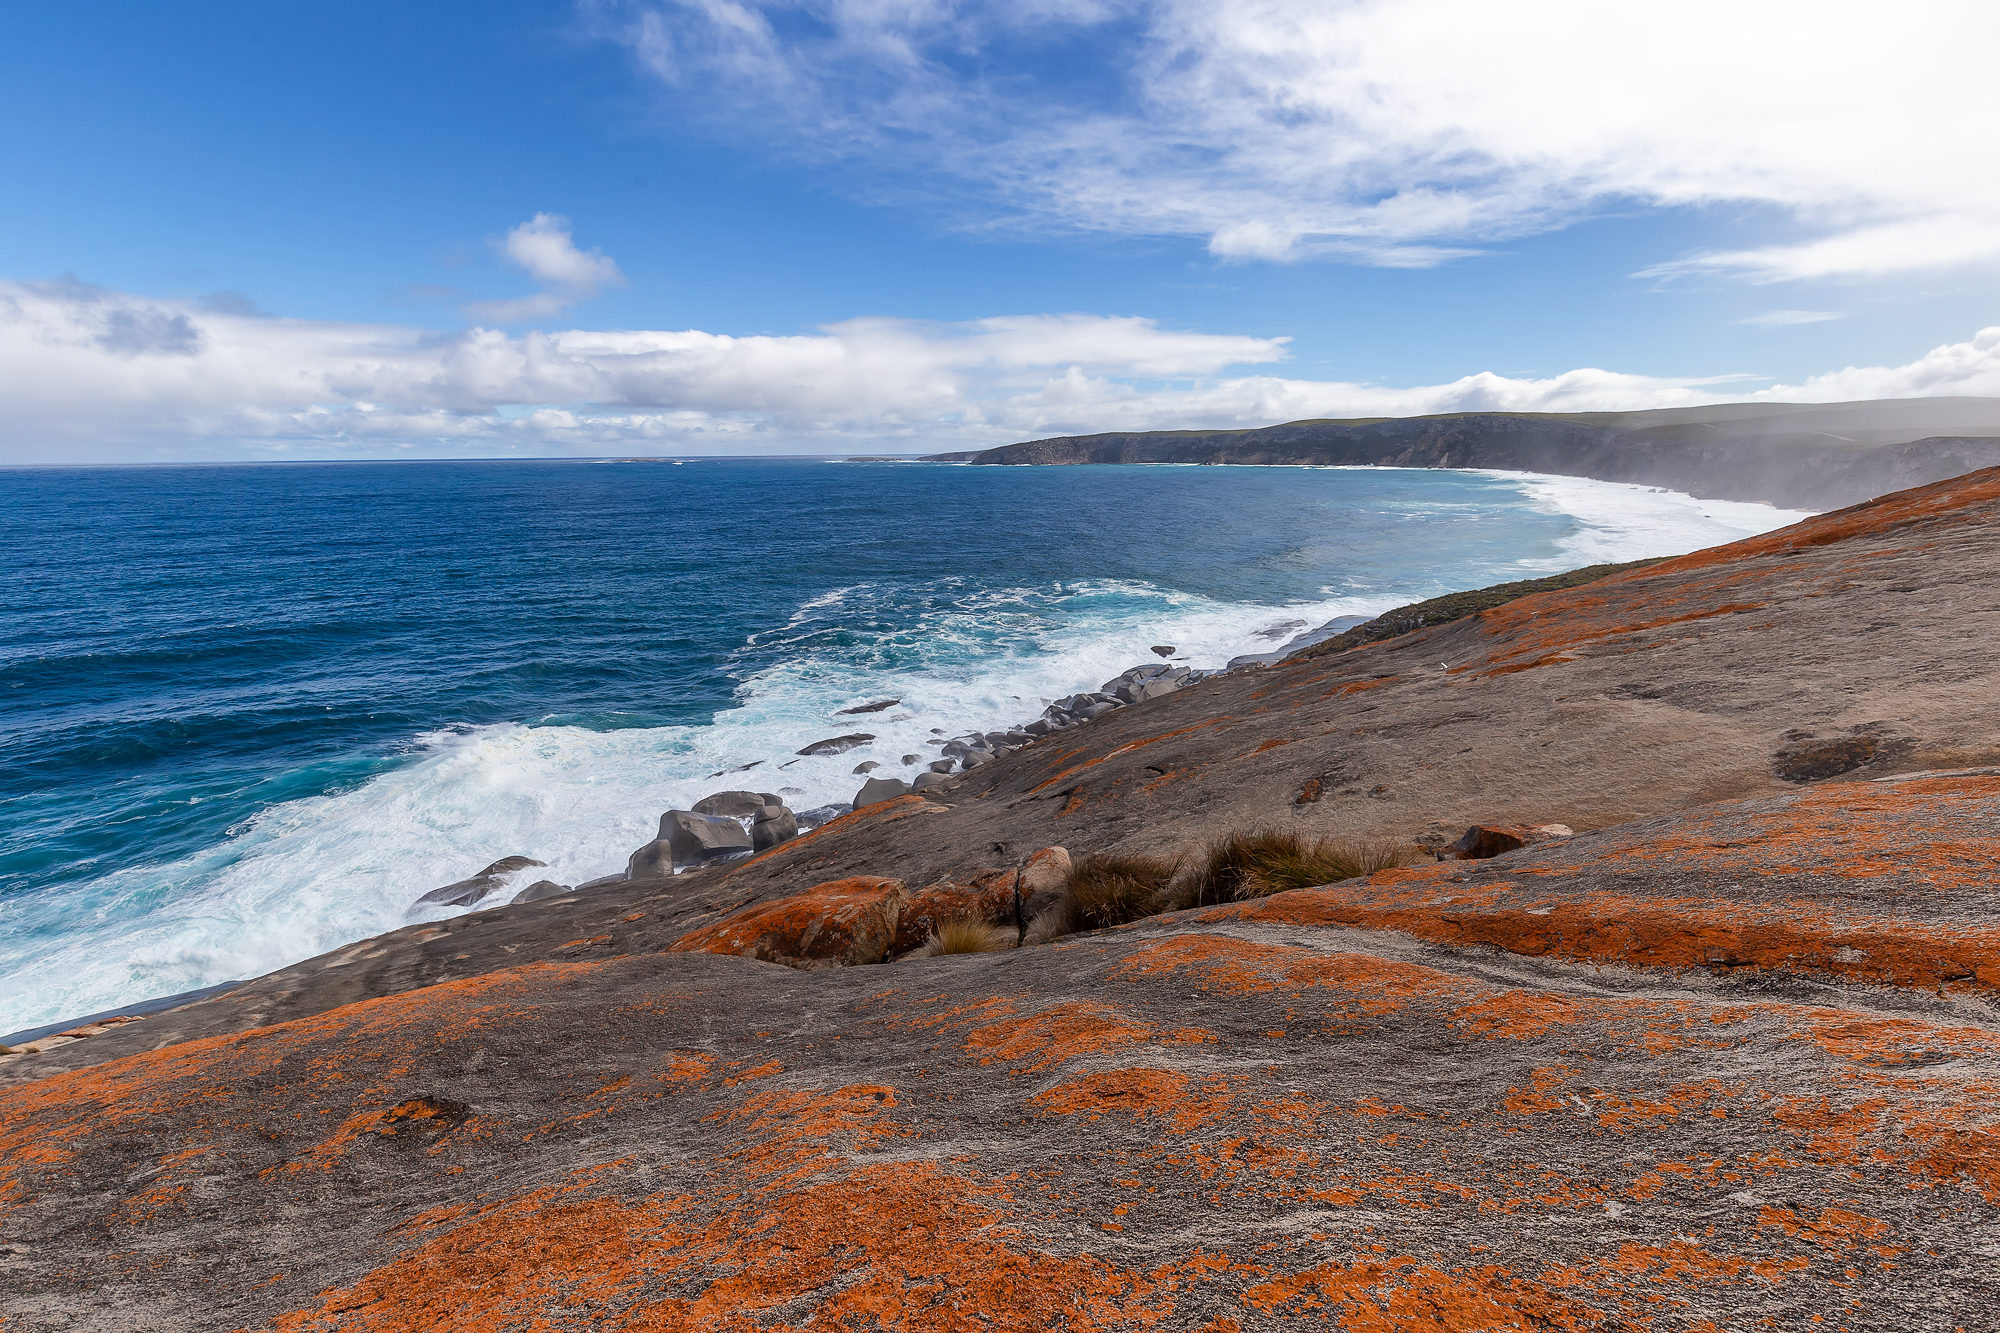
[0,464,1809,1036]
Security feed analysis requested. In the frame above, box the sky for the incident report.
[3,0,1998,462]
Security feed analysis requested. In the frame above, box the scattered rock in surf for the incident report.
[797,733,875,757]
[795,803,850,830]
[911,771,951,791]
[693,790,773,819]
[412,856,546,910]
[510,880,574,905]
[706,760,765,778]
[927,760,954,773]
[837,698,902,715]
[627,810,755,880]
[902,754,920,765]
[1254,619,1310,640]
[752,805,799,851]
[853,760,881,775]
[1151,645,1176,657]
[854,776,910,808]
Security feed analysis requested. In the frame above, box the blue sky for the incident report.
[3,0,1997,461]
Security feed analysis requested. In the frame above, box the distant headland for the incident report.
[928,395,2000,511]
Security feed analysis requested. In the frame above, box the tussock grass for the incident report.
[1180,829,1409,904]
[924,917,1014,955]
[1064,853,1179,933]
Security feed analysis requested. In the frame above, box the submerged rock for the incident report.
[411,856,546,910]
[796,733,875,757]
[836,698,902,715]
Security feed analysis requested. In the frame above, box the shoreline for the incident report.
[0,466,1808,1036]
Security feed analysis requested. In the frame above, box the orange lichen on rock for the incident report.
[891,867,1020,954]
[668,876,908,969]
[1030,1068,1236,1131]
[1218,774,2000,992]
[1114,934,1463,1013]
[962,1000,1212,1072]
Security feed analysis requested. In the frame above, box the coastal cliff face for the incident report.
[7,469,2000,1330]
[934,398,2000,511]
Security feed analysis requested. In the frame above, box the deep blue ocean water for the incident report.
[0,458,1810,1033]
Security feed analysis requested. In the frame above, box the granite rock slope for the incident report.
[5,471,2000,1329]
[5,773,1999,1330]
[7,467,2000,1088]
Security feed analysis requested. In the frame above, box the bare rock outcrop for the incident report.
[11,469,2000,1329]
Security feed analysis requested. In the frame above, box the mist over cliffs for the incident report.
[932,396,2000,510]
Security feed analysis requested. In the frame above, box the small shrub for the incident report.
[928,917,1014,955]
[1182,828,1409,903]
[1064,853,1178,932]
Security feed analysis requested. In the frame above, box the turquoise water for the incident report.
[0,458,1808,1032]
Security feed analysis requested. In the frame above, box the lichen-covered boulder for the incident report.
[669,876,908,969]
[892,868,1021,954]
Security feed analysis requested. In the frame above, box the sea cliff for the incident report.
[6,467,2000,1329]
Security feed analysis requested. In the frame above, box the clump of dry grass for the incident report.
[1178,828,1409,904]
[922,917,1015,956]
[1063,853,1179,933]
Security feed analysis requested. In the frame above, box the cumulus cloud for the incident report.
[465,213,627,322]
[4,277,1998,462]
[586,0,2000,280]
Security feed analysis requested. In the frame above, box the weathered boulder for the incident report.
[891,867,1022,953]
[1151,644,1175,656]
[668,876,908,969]
[887,847,1072,954]
[926,759,955,773]
[411,856,546,909]
[901,754,920,765]
[1445,822,1574,859]
[646,810,754,871]
[508,879,573,905]
[693,790,774,818]
[852,760,881,775]
[625,839,674,880]
[750,806,798,852]
[910,771,951,791]
[853,775,910,807]
[796,733,874,757]
[1018,845,1073,920]
[835,698,900,714]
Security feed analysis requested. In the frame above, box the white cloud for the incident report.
[589,0,2000,280]
[4,277,1997,462]
[465,213,627,322]
[1738,310,1845,329]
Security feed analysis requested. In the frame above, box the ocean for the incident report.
[0,458,1811,1035]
